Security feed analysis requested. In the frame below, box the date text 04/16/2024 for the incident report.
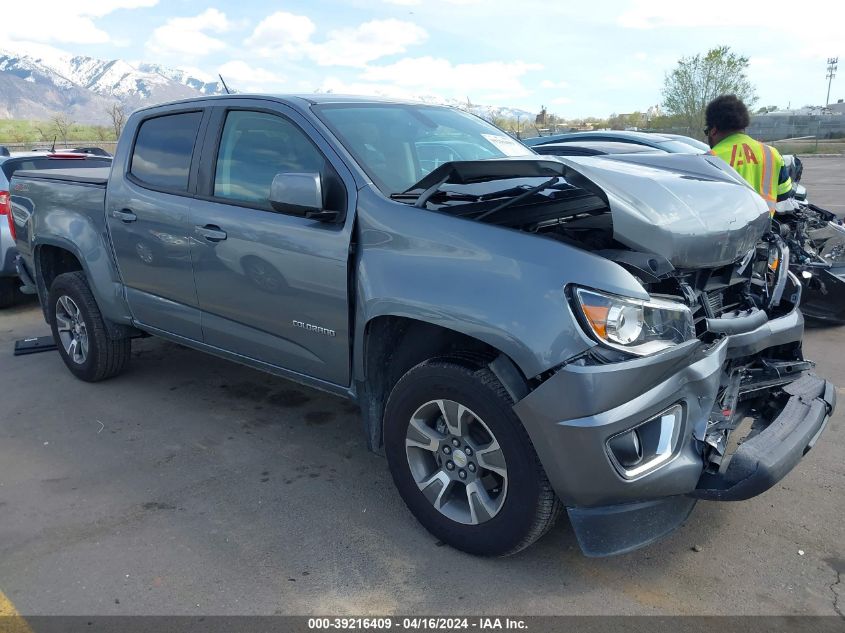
[307,617,528,630]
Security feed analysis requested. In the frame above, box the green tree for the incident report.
[662,46,757,139]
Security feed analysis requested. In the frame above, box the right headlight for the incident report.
[574,287,695,356]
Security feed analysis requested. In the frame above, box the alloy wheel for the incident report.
[405,399,508,525]
[55,295,89,365]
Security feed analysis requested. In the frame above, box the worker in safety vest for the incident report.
[705,94,793,215]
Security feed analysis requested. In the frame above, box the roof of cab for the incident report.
[131,93,448,114]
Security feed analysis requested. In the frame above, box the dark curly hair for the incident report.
[705,94,750,132]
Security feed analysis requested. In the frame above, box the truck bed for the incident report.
[10,168,109,269]
[14,167,111,186]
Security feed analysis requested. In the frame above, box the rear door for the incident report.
[188,101,355,386]
[106,108,207,340]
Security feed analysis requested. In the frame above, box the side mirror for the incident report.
[269,172,338,221]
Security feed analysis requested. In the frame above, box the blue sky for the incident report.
[6,0,844,118]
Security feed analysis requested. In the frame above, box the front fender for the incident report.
[351,187,647,380]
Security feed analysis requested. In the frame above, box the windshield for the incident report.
[314,103,534,195]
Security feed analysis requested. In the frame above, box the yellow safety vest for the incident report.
[710,133,791,215]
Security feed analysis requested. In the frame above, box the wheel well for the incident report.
[35,244,141,341]
[37,245,83,292]
[357,316,528,454]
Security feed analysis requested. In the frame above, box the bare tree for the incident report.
[662,46,758,139]
[34,124,50,142]
[490,115,509,130]
[107,103,127,140]
[50,113,74,147]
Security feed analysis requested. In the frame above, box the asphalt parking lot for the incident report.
[0,157,843,617]
[802,155,845,217]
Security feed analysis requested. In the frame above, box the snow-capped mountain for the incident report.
[136,63,226,96]
[0,44,533,126]
[399,94,530,120]
[0,46,227,123]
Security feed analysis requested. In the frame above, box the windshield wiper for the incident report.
[474,176,560,221]
[389,192,420,201]
[390,159,568,211]
[389,172,452,208]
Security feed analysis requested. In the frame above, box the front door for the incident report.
[106,109,205,340]
[188,105,353,386]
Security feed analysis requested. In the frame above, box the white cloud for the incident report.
[600,68,657,90]
[5,0,158,44]
[551,97,573,105]
[218,60,286,89]
[361,56,541,99]
[540,79,569,89]
[310,19,427,67]
[318,77,418,100]
[244,11,316,59]
[147,9,231,58]
[178,65,216,83]
[246,14,427,67]
[618,1,770,29]
[617,0,843,59]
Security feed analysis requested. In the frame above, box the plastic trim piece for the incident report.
[567,495,697,557]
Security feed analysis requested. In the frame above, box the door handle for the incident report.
[196,224,227,242]
[111,209,137,223]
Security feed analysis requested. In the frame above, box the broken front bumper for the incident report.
[513,303,836,557]
[692,373,835,501]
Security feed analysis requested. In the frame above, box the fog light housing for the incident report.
[607,404,683,479]
[607,429,643,468]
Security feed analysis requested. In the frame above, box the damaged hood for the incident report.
[557,153,771,268]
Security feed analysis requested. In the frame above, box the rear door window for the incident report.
[129,111,202,191]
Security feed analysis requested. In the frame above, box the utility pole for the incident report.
[826,57,838,107]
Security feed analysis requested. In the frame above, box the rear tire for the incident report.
[48,271,130,382]
[384,358,561,556]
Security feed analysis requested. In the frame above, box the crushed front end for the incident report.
[775,201,845,324]
[514,238,836,557]
[401,155,836,556]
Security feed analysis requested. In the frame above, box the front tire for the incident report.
[48,271,130,382]
[384,358,561,556]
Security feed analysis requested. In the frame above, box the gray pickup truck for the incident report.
[11,95,836,557]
